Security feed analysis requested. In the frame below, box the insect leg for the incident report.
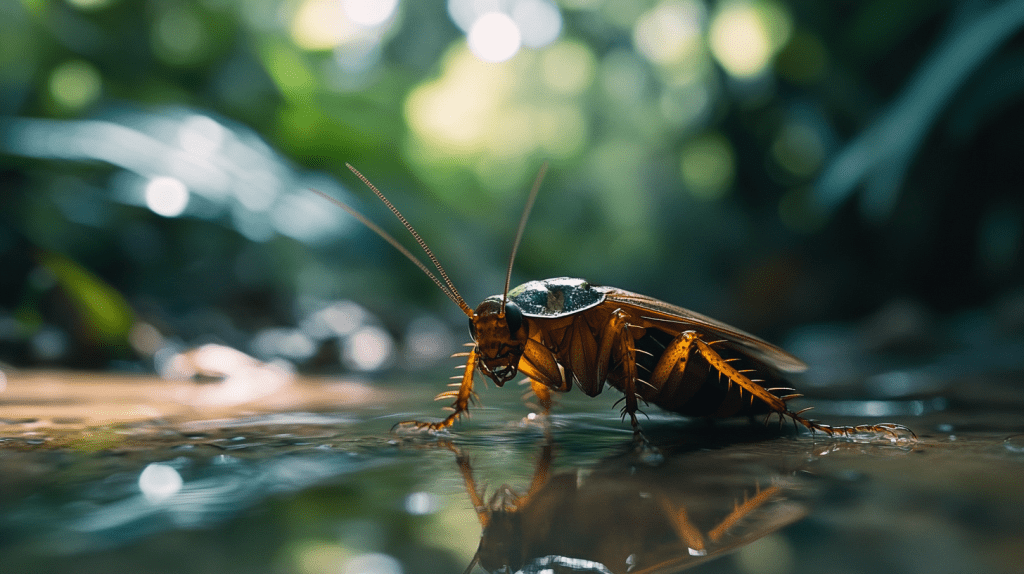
[646,331,790,415]
[395,347,479,432]
[808,421,918,442]
[594,309,642,432]
[674,334,917,441]
[707,483,784,542]
[656,497,708,556]
[446,443,491,527]
[523,440,554,500]
[528,378,555,416]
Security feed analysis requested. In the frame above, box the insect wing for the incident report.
[597,287,807,373]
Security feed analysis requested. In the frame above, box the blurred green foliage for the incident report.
[37,251,133,347]
[1,0,1022,369]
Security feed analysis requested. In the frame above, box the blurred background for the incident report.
[4,3,1024,574]
[1,0,1023,381]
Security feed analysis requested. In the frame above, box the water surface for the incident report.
[1,368,1022,574]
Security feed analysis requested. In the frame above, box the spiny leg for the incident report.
[649,331,917,441]
[760,401,917,442]
[595,309,643,434]
[707,484,784,542]
[649,331,789,413]
[395,347,479,432]
[803,420,918,442]
[656,482,786,556]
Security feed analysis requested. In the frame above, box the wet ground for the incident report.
[1,365,1023,574]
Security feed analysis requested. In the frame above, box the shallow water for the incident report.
[1,368,1022,574]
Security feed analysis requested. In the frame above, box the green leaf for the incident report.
[37,252,133,346]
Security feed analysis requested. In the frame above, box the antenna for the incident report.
[312,165,474,317]
[501,162,548,313]
[461,551,481,574]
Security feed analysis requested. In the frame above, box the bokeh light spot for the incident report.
[343,325,394,371]
[709,3,783,78]
[633,0,704,65]
[49,60,102,110]
[468,13,522,63]
[145,176,190,217]
[404,37,588,187]
[404,491,438,515]
[513,0,562,48]
[446,0,478,31]
[139,463,183,504]
[680,133,735,201]
[404,47,511,153]
[343,0,398,27]
[303,300,367,339]
[292,0,357,50]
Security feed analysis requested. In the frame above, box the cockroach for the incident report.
[314,164,915,441]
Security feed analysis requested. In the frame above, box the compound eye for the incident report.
[468,317,478,340]
[504,301,523,334]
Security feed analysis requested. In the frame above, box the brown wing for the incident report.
[597,286,807,373]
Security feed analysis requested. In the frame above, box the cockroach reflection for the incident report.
[442,438,810,574]
[314,165,915,441]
